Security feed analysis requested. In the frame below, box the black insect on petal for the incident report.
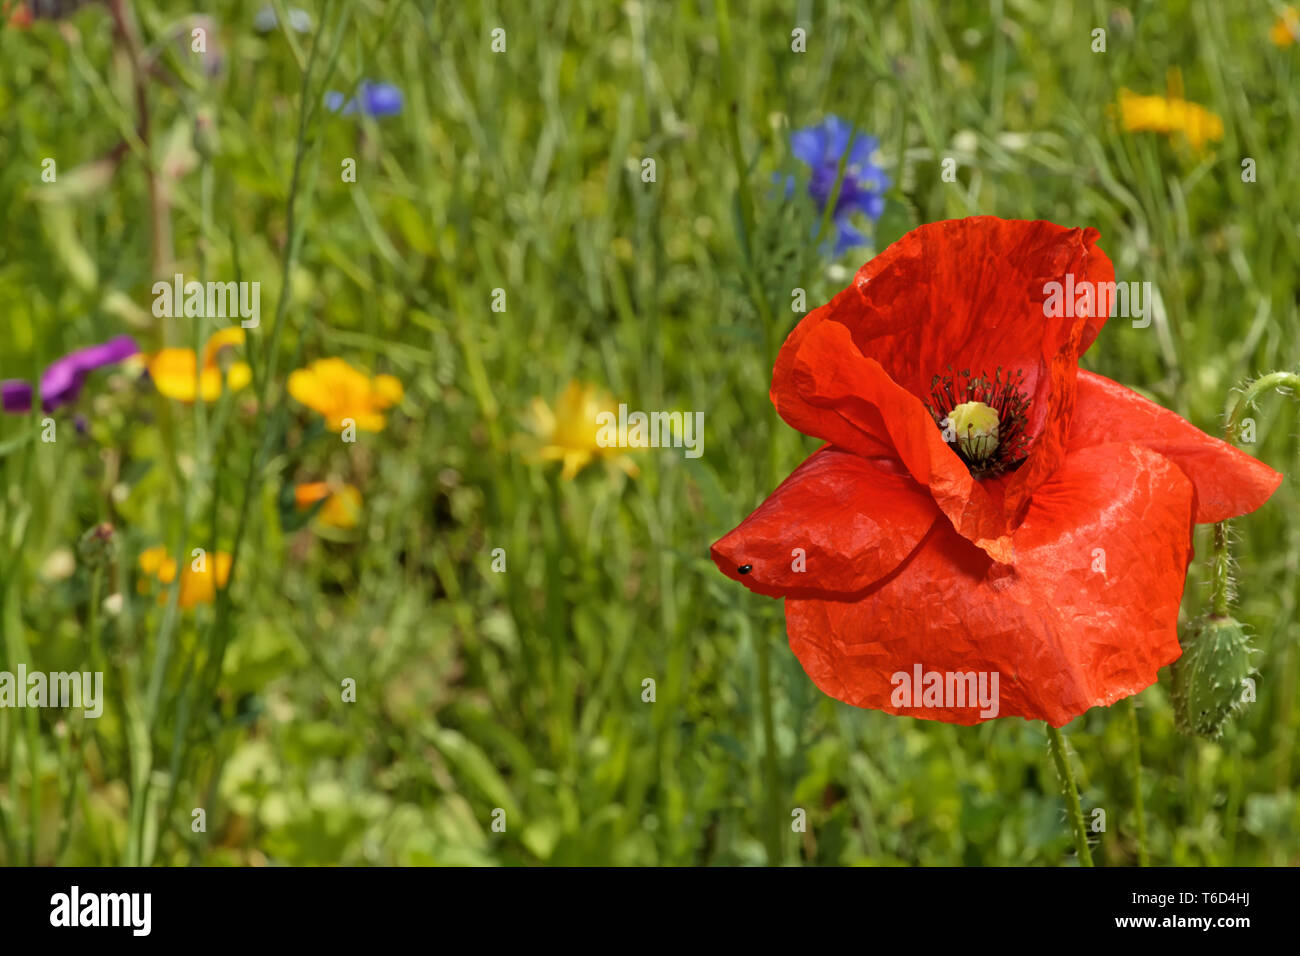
[737,564,752,574]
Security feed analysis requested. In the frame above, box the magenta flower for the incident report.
[2,335,138,414]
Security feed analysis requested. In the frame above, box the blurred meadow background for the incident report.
[1,0,1298,865]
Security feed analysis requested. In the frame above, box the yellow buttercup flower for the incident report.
[287,358,403,432]
[524,381,639,480]
[147,327,252,402]
[137,544,232,609]
[1117,88,1224,151]
[1271,6,1298,45]
[294,481,362,529]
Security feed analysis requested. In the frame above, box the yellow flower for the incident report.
[287,358,403,432]
[524,381,639,480]
[1117,88,1224,151]
[137,545,232,609]
[1271,6,1298,45]
[147,327,252,402]
[294,481,362,529]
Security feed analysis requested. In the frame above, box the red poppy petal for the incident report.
[785,442,1194,726]
[792,216,1113,402]
[773,217,1116,531]
[999,345,1077,528]
[787,319,1015,562]
[1070,370,1283,523]
[770,287,896,460]
[710,446,939,598]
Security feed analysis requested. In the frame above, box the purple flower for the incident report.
[324,81,403,118]
[789,115,891,255]
[1,335,138,414]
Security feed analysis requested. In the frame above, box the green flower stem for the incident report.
[106,0,169,277]
[1210,371,1300,616]
[753,628,782,863]
[543,469,575,763]
[1046,723,1093,866]
[715,0,775,338]
[1127,698,1149,867]
[1213,370,1300,794]
[1223,372,1300,437]
[1211,522,1233,617]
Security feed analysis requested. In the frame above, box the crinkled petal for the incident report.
[774,217,1115,527]
[804,217,1113,397]
[710,446,939,598]
[1070,370,1282,523]
[1000,343,1077,527]
[771,288,899,461]
[787,319,1014,562]
[785,442,1195,726]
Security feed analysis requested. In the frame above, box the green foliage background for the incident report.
[0,0,1297,865]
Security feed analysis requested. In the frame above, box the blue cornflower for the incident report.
[324,81,404,118]
[789,115,890,255]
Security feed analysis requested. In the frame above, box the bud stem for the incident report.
[1127,699,1149,867]
[1223,371,1300,440]
[1046,724,1094,866]
[1211,370,1300,616]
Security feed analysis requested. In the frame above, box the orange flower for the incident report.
[1117,70,1224,152]
[294,482,362,529]
[1117,89,1224,151]
[1271,6,1298,45]
[288,358,403,432]
[138,545,232,608]
[146,328,252,402]
[3,3,32,29]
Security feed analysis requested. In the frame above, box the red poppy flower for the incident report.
[711,217,1281,727]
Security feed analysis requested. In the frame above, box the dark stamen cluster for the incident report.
[924,365,1031,478]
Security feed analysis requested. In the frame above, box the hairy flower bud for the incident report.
[1172,615,1255,738]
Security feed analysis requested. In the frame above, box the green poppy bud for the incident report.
[1172,615,1255,738]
